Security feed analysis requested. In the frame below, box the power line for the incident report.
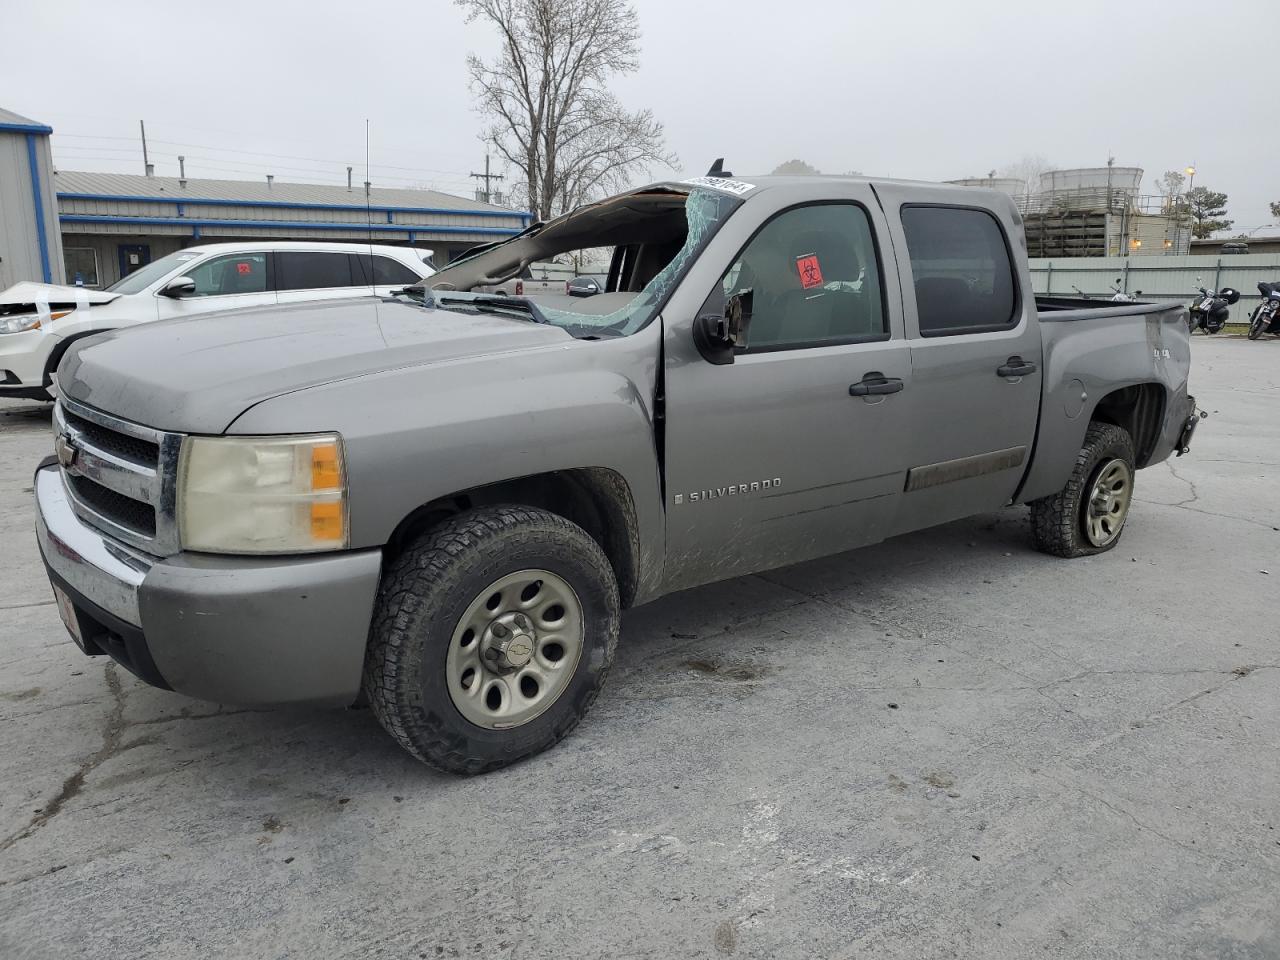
[470,154,504,203]
[51,131,474,178]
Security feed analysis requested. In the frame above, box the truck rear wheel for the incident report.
[364,505,620,774]
[1029,422,1136,558]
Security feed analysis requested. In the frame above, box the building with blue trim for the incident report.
[0,107,65,289]
[50,169,533,288]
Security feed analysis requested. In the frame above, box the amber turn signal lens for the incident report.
[310,501,344,541]
[311,443,342,490]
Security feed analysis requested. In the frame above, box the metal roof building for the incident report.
[52,169,532,288]
[0,107,65,288]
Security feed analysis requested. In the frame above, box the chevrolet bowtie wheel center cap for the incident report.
[482,614,537,672]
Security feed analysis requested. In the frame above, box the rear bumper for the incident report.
[34,464,382,706]
[1175,395,1203,456]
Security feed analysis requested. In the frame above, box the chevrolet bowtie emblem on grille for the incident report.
[54,433,78,468]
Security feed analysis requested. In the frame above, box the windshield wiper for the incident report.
[435,293,550,324]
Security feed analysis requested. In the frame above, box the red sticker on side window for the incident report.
[236,262,252,274]
[796,254,823,289]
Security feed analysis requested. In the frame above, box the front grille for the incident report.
[55,397,180,556]
[67,474,157,536]
[63,409,159,466]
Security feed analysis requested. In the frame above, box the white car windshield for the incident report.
[105,251,204,295]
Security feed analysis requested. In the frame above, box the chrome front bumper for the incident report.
[34,463,152,626]
[34,463,385,706]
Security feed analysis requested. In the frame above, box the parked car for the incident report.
[475,264,569,297]
[34,173,1199,774]
[0,241,433,401]
[567,274,608,297]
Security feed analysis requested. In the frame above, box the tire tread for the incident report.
[1030,422,1135,559]
[363,505,618,775]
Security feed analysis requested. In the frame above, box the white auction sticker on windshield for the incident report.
[682,176,756,195]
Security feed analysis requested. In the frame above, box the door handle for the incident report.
[997,356,1038,378]
[849,372,905,397]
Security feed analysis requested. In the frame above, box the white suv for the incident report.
[0,241,433,401]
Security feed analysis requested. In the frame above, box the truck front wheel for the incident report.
[364,505,620,774]
[1029,422,1137,558]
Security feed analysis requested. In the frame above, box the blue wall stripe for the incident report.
[57,191,533,223]
[58,213,520,237]
[25,135,53,283]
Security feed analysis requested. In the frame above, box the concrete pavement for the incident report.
[1,335,1277,959]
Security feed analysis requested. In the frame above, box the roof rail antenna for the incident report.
[706,158,732,178]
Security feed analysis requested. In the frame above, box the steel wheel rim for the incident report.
[1084,458,1133,547]
[445,568,584,730]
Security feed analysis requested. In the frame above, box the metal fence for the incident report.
[1029,253,1280,324]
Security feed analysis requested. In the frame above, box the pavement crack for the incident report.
[1166,459,1200,507]
[1043,774,1280,878]
[130,707,273,727]
[0,600,55,611]
[1135,497,1280,532]
[0,663,128,855]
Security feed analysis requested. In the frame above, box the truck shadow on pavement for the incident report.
[90,507,1038,788]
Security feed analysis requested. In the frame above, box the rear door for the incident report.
[873,187,1042,535]
[662,184,915,590]
[350,252,428,297]
[274,250,368,306]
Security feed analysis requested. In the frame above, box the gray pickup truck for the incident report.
[34,173,1200,773]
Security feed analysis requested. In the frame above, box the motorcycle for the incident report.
[1247,281,1280,340]
[1108,279,1142,302]
[1188,283,1240,334]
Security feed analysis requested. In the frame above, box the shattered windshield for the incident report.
[421,186,743,338]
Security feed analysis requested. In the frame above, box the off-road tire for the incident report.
[1029,422,1137,558]
[364,505,620,774]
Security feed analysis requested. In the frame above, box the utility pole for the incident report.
[470,154,504,204]
[140,120,154,177]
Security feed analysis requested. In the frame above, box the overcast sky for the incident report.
[3,0,1274,232]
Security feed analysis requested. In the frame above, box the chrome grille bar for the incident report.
[53,396,183,557]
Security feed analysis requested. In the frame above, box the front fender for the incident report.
[228,323,666,599]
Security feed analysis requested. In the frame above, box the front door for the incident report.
[874,189,1043,535]
[157,251,276,321]
[117,244,151,280]
[662,190,914,590]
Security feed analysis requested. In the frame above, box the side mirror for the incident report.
[160,276,196,298]
[693,289,753,365]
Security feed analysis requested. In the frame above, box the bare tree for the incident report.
[1154,169,1190,216]
[771,159,821,176]
[457,0,677,221]
[999,154,1052,199]
[1271,200,1280,224]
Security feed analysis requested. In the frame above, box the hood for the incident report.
[0,281,120,312]
[58,297,571,434]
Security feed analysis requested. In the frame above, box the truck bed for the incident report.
[1035,296,1185,323]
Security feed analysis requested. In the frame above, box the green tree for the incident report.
[1187,186,1232,239]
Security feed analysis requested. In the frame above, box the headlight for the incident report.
[177,434,348,554]
[0,310,66,334]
